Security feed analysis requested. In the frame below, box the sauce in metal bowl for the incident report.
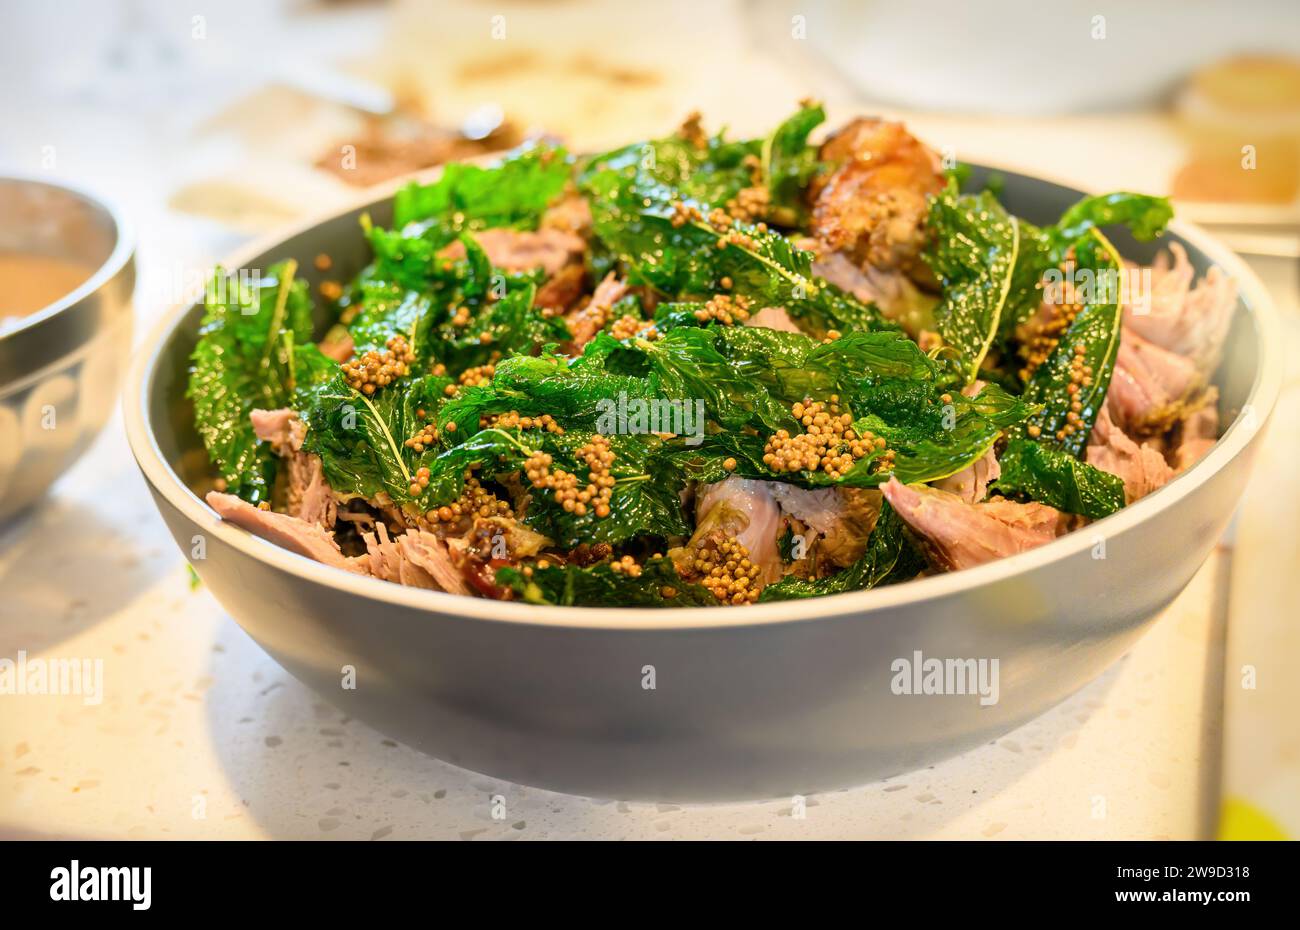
[0,252,95,322]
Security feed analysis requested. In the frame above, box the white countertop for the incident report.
[1,0,1296,840]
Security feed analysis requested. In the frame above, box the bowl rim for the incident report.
[0,174,136,341]
[123,162,1285,631]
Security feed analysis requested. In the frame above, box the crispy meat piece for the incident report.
[810,117,944,280]
[535,262,588,314]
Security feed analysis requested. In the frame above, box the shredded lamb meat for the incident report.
[436,228,584,277]
[250,408,337,528]
[881,478,1074,572]
[205,492,361,573]
[1086,405,1175,503]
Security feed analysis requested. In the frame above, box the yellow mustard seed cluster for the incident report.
[577,291,620,335]
[670,200,703,228]
[688,536,762,605]
[1018,300,1082,382]
[485,411,565,434]
[458,363,496,387]
[693,294,752,325]
[524,435,616,519]
[342,335,414,395]
[426,474,511,525]
[1019,259,1087,381]
[608,555,643,578]
[763,397,890,478]
[407,466,431,499]
[405,420,438,452]
[715,228,757,251]
[609,314,659,341]
[726,184,770,223]
[1049,343,1095,441]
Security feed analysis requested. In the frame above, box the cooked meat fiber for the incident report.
[1171,388,1221,472]
[934,382,1000,504]
[249,407,296,450]
[1107,327,1200,433]
[1123,243,1236,374]
[766,482,880,568]
[1086,405,1174,504]
[318,328,354,363]
[565,273,629,350]
[540,194,593,238]
[811,117,945,280]
[881,478,1072,572]
[250,407,337,528]
[205,491,361,573]
[535,263,587,314]
[209,491,472,593]
[437,228,585,277]
[811,247,938,335]
[744,305,803,334]
[1081,248,1232,436]
[934,448,999,505]
[289,455,337,528]
[361,523,470,595]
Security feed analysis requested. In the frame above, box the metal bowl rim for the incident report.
[0,173,136,342]
[122,162,1285,631]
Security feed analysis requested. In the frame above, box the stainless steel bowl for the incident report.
[0,177,135,522]
[124,166,1282,801]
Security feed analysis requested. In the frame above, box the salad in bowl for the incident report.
[189,105,1233,609]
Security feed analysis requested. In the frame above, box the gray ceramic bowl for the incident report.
[0,177,135,522]
[124,166,1282,801]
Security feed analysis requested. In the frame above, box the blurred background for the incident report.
[2,0,1298,284]
[1,0,1296,840]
